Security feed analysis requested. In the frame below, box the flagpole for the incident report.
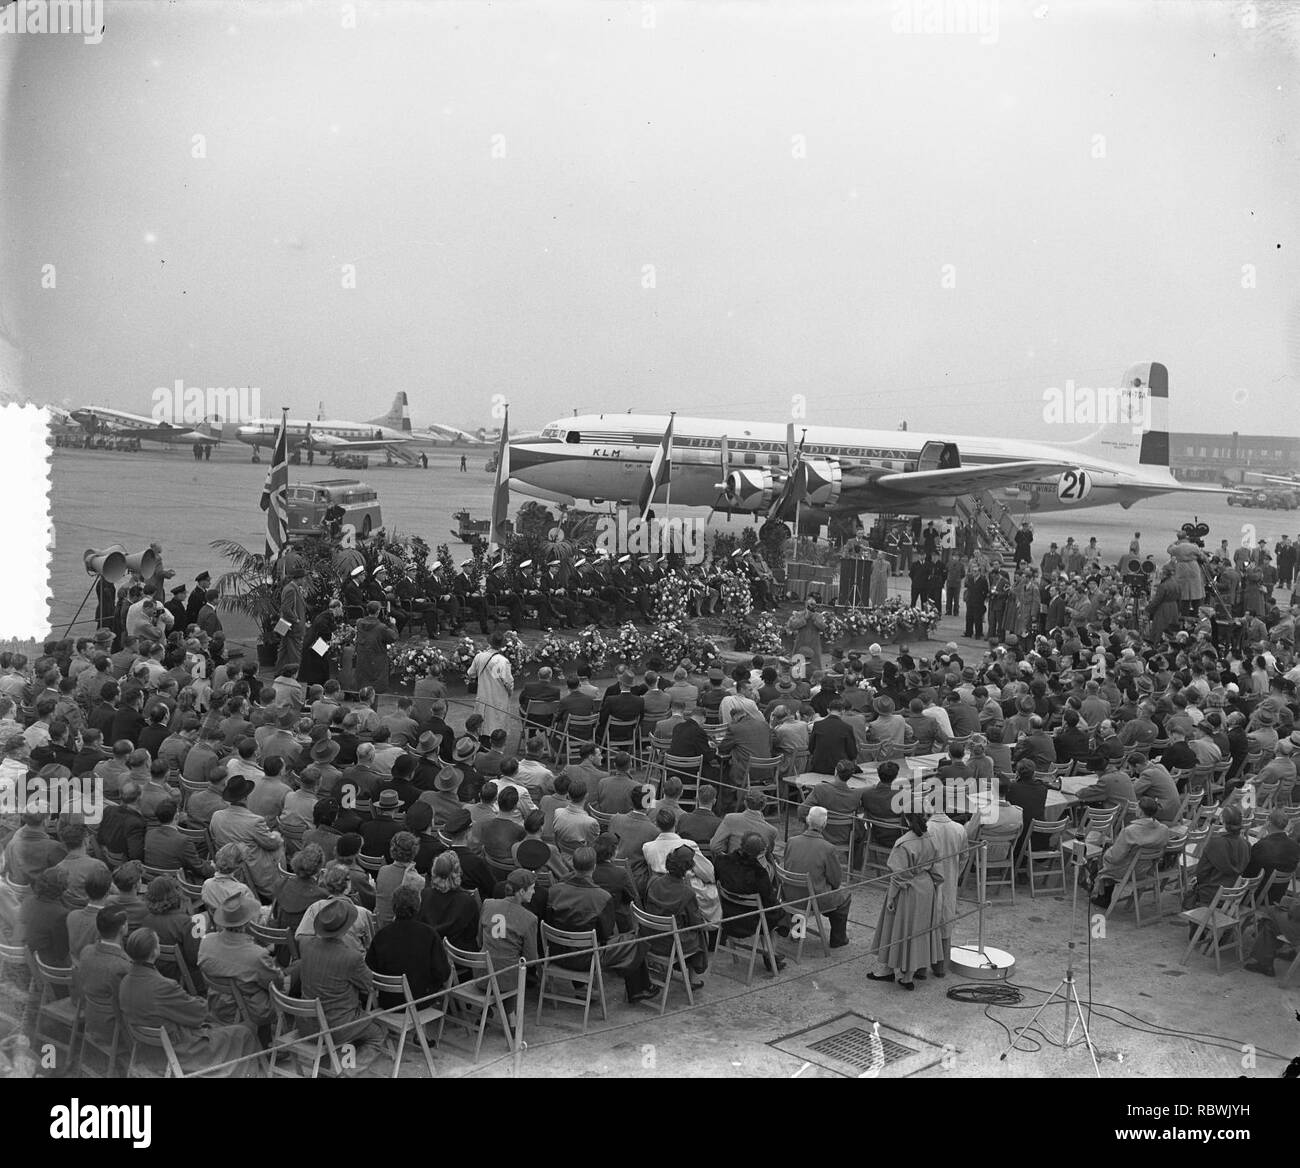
[665,411,675,549]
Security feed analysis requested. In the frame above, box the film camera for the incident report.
[1180,519,1211,549]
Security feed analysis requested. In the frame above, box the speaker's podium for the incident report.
[838,557,872,607]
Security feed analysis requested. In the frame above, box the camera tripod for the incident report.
[998,842,1102,1076]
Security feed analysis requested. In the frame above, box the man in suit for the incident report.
[716,706,774,813]
[668,711,718,780]
[597,672,645,746]
[70,906,132,1046]
[184,571,212,627]
[558,675,596,720]
[97,781,148,863]
[1089,796,1171,908]
[782,806,851,947]
[807,698,858,775]
[165,585,189,630]
[1006,759,1054,851]
[144,799,214,880]
[519,665,562,721]
[964,567,989,639]
[277,564,308,669]
[1011,716,1057,771]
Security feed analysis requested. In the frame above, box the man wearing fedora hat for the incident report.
[416,764,465,826]
[429,806,494,899]
[359,789,406,861]
[298,897,383,1057]
[406,730,444,787]
[210,777,285,900]
[197,890,282,1027]
[866,695,910,748]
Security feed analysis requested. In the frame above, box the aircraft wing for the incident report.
[306,433,413,452]
[864,460,1075,497]
[1243,472,1299,488]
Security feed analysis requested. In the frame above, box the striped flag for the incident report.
[263,409,289,561]
[639,414,674,519]
[489,406,510,547]
[768,423,807,522]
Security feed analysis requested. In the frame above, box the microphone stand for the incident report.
[998,841,1101,1076]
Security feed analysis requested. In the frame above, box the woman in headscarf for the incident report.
[118,927,261,1077]
[866,812,944,990]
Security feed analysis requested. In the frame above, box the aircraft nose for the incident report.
[508,443,547,473]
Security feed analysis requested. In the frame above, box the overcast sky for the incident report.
[2,0,1297,440]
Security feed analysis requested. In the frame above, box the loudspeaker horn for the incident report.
[83,545,127,583]
[122,548,157,578]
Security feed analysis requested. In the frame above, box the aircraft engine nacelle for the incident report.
[1055,468,1093,504]
[724,467,777,511]
[803,459,842,507]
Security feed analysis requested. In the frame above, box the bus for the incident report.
[285,479,383,541]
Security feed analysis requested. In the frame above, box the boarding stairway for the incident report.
[955,489,1018,557]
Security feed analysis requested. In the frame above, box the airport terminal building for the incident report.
[1171,431,1300,482]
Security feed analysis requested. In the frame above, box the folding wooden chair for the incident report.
[249,922,299,967]
[1016,818,1071,897]
[125,1021,187,1077]
[981,837,1018,901]
[369,971,444,1077]
[774,862,829,963]
[0,941,31,1037]
[662,754,704,811]
[602,717,642,762]
[1180,879,1254,973]
[632,905,695,1013]
[713,890,779,985]
[535,923,607,1034]
[156,942,198,995]
[440,940,521,1063]
[141,864,183,883]
[562,714,599,764]
[202,972,272,1073]
[176,824,211,860]
[76,995,124,1078]
[1104,843,1167,925]
[33,955,81,1074]
[357,853,385,876]
[744,755,785,816]
[823,811,859,878]
[268,984,344,1077]
[860,817,900,877]
[1080,804,1121,844]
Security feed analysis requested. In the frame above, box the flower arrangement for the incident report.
[572,625,610,667]
[646,622,688,664]
[389,642,451,688]
[684,632,721,669]
[533,631,579,670]
[652,571,692,628]
[329,623,356,651]
[718,571,754,621]
[450,636,479,677]
[821,598,941,642]
[497,629,532,673]
[613,622,646,663]
[734,614,784,655]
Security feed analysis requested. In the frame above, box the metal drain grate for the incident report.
[807,1026,917,1073]
[769,1011,950,1078]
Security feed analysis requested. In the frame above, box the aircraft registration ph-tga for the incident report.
[507,362,1225,518]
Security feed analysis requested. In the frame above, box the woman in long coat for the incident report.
[298,600,342,688]
[1166,533,1207,608]
[470,632,515,737]
[787,600,829,672]
[866,813,944,989]
[353,601,398,693]
[868,550,890,607]
[118,927,260,1076]
[1145,567,1182,640]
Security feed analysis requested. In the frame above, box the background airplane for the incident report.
[236,393,419,461]
[70,406,219,446]
[507,362,1226,519]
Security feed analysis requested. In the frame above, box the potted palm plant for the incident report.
[209,539,284,666]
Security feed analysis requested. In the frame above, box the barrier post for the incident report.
[513,957,527,1076]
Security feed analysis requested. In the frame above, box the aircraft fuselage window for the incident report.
[566,431,581,444]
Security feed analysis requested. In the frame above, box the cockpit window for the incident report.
[565,430,581,444]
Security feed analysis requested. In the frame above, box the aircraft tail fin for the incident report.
[1058,361,1171,471]
[369,392,411,433]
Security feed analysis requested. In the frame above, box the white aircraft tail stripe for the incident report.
[369,392,411,433]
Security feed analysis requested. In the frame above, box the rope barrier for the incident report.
[27,840,990,1078]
